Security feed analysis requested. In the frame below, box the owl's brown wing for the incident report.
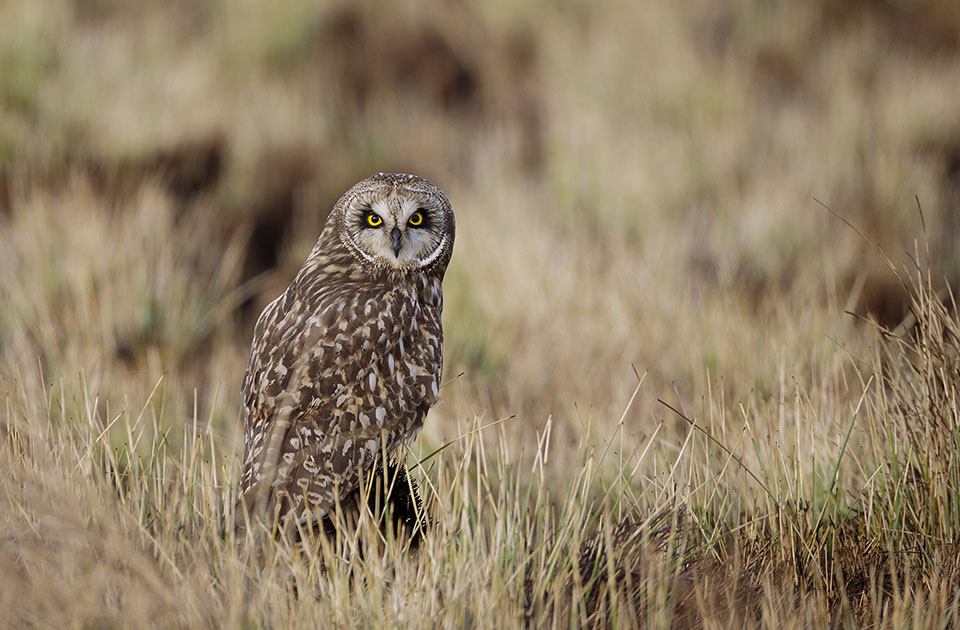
[237,280,442,529]
[236,285,333,524]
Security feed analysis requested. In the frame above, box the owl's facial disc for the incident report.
[347,195,445,270]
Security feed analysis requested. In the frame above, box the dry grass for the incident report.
[3,0,960,627]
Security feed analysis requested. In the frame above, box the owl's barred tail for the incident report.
[321,459,428,546]
[231,460,428,546]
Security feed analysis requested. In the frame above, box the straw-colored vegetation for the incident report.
[3,0,960,627]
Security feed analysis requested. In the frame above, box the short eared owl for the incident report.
[237,173,454,529]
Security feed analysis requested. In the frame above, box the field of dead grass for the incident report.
[3,0,960,627]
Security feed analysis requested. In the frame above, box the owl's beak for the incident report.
[391,227,402,257]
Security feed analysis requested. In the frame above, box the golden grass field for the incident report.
[3,0,960,627]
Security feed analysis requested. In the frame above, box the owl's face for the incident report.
[335,173,454,273]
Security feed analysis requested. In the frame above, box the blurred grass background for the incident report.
[3,0,960,626]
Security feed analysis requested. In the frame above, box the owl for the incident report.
[236,172,455,532]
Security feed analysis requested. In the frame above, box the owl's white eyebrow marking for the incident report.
[371,199,394,220]
[398,198,423,220]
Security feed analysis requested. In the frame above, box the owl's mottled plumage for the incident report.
[237,172,454,530]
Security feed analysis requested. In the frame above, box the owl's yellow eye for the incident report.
[365,212,383,227]
[408,211,424,227]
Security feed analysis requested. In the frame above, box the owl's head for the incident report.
[333,173,455,274]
